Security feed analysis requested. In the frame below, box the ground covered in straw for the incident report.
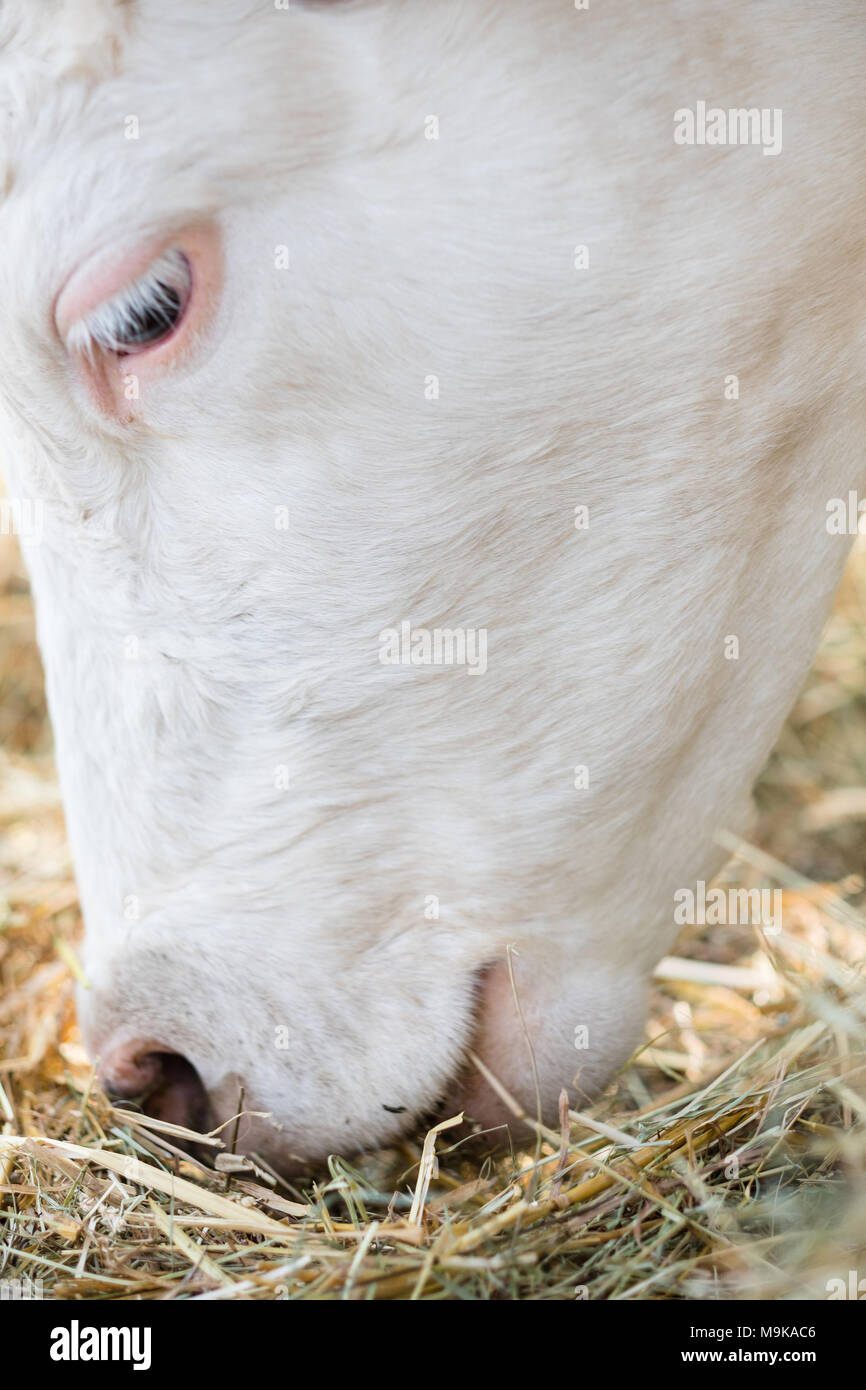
[2,531,866,1301]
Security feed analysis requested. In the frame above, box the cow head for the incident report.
[2,1,864,1167]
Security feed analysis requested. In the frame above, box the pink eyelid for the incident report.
[55,224,222,418]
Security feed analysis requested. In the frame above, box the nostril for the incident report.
[101,1045,162,1098]
[143,1053,211,1131]
[101,1041,210,1132]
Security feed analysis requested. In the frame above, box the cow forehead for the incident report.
[0,0,130,176]
[0,2,367,281]
[0,0,129,77]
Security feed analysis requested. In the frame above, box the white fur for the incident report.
[2,0,866,1164]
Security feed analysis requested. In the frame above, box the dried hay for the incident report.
[2,529,866,1301]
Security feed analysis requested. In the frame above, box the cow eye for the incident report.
[67,248,192,359]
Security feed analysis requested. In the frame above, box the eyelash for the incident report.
[66,249,192,360]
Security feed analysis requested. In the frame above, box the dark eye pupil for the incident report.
[118,282,183,350]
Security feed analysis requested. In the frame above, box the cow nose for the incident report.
[100,1040,210,1132]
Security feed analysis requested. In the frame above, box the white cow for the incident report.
[1,0,865,1168]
